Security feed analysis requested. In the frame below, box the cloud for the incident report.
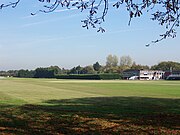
[21,15,36,19]
[21,13,82,28]
[20,20,54,28]
[54,7,77,13]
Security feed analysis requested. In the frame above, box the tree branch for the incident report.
[0,0,20,9]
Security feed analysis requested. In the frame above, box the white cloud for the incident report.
[20,20,53,28]
[55,7,77,13]
[21,15,36,19]
[21,12,83,28]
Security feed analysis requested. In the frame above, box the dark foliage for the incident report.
[17,70,35,78]
[55,73,121,80]
[93,62,102,71]
[34,67,56,78]
[151,61,180,71]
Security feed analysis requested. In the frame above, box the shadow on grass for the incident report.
[0,96,180,134]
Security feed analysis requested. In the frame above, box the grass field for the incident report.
[0,78,180,134]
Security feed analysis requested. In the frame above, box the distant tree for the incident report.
[69,65,83,74]
[17,69,35,78]
[93,62,101,71]
[1,0,179,43]
[75,65,83,74]
[69,67,78,74]
[131,62,150,70]
[7,70,18,77]
[0,71,6,76]
[49,66,61,74]
[81,65,95,74]
[104,66,120,73]
[61,68,69,74]
[0,70,18,77]
[151,61,180,71]
[120,55,133,67]
[106,54,118,67]
[34,67,55,78]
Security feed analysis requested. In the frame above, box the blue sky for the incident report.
[0,0,180,70]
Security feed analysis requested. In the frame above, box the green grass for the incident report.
[0,78,180,104]
[0,78,180,134]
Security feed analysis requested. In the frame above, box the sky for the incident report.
[0,0,180,70]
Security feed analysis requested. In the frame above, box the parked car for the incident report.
[129,76,139,80]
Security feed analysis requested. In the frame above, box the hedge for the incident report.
[55,74,121,80]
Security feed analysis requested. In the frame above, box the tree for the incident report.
[0,70,18,77]
[68,65,83,74]
[17,69,35,78]
[69,67,78,74]
[120,55,133,68]
[93,62,101,71]
[75,65,83,74]
[151,61,180,71]
[106,54,119,67]
[131,62,150,70]
[104,66,120,73]
[61,68,69,74]
[119,55,133,71]
[1,0,180,43]
[49,66,61,74]
[34,67,56,78]
[81,65,95,74]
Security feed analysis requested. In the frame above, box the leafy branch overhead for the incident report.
[1,0,180,43]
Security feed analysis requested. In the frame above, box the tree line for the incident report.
[0,55,180,79]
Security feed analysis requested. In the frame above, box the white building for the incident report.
[139,70,164,80]
[123,69,164,80]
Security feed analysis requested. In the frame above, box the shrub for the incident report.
[55,74,121,80]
